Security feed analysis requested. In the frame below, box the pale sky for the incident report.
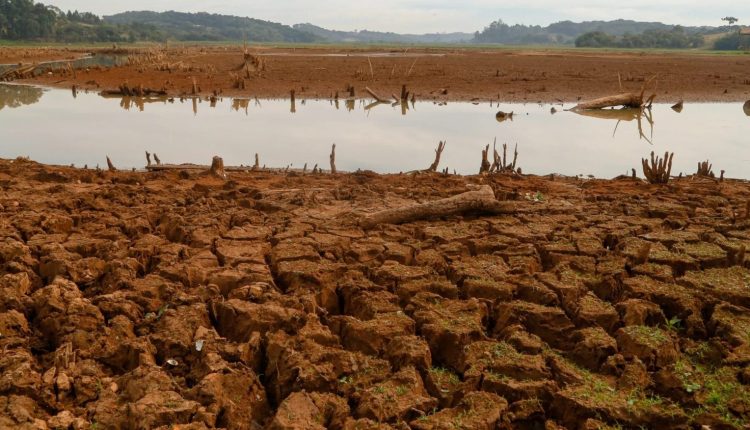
[47,0,749,33]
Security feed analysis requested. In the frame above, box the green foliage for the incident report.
[0,1,316,43]
[576,27,704,49]
[713,32,748,50]
[103,11,320,43]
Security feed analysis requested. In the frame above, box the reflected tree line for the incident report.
[0,84,43,110]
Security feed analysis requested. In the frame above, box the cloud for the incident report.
[47,0,750,33]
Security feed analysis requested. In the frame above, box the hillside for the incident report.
[104,11,320,42]
[293,23,472,44]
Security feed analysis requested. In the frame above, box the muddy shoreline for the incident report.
[1,156,750,428]
[2,45,750,102]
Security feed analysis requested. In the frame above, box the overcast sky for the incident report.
[48,0,749,33]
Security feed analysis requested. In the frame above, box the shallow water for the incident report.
[1,83,748,178]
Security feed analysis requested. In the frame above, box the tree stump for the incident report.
[210,156,227,179]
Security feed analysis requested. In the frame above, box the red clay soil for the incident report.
[1,157,750,428]
[3,45,750,102]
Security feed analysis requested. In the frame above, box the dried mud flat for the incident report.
[1,157,750,429]
[4,45,750,102]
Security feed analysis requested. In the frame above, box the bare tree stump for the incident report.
[428,141,446,172]
[696,160,714,177]
[154,154,161,166]
[253,153,260,171]
[145,151,152,166]
[210,156,227,179]
[106,156,116,172]
[360,185,515,229]
[330,144,337,174]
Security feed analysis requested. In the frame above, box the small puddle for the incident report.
[0,83,748,178]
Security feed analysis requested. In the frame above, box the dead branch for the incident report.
[491,141,519,174]
[479,145,491,174]
[330,144,337,175]
[154,154,161,165]
[106,156,116,172]
[641,151,673,184]
[365,87,391,104]
[360,185,516,229]
[427,141,446,172]
[145,151,152,166]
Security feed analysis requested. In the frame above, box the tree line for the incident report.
[575,27,704,49]
[0,0,166,42]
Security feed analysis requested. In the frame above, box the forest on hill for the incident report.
[0,0,745,50]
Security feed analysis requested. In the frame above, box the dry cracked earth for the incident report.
[1,158,750,430]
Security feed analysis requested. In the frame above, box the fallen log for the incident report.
[573,75,657,110]
[359,185,515,229]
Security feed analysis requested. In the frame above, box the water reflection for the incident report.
[572,107,654,144]
[0,84,44,110]
[1,83,748,179]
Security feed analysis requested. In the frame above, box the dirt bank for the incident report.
[3,45,750,102]
[1,156,750,428]
[0,47,90,66]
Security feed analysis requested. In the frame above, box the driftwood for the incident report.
[642,151,673,184]
[360,185,515,229]
[427,141,446,172]
[573,76,657,110]
[210,156,227,179]
[330,144,337,174]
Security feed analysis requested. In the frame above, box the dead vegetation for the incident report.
[641,151,674,184]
